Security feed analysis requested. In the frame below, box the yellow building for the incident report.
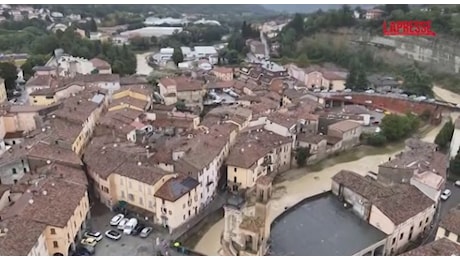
[0,78,7,103]
[109,85,152,112]
[0,164,90,256]
[29,83,85,106]
[154,175,200,232]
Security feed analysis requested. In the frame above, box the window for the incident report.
[408,232,412,240]
[50,228,56,235]
[425,217,429,223]
[12,168,17,174]
[419,221,422,227]
[410,226,414,233]
[392,237,396,245]
[53,241,58,248]
[148,200,153,209]
[444,230,450,237]
[234,168,237,172]
[400,233,404,240]
[128,194,134,201]
[234,176,237,183]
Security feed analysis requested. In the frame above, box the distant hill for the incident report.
[262,4,377,14]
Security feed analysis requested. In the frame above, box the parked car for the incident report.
[140,227,153,238]
[105,229,122,240]
[84,231,103,241]
[440,189,452,201]
[110,214,124,226]
[81,237,98,247]
[344,89,352,93]
[131,224,146,236]
[117,218,129,230]
[123,218,138,235]
[74,245,94,256]
[455,180,460,187]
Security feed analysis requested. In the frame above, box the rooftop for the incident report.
[226,129,291,169]
[154,175,199,202]
[332,170,435,225]
[52,93,100,124]
[90,57,111,70]
[328,120,361,133]
[439,207,460,235]
[269,193,387,256]
[0,217,47,256]
[400,238,460,256]
[159,76,205,92]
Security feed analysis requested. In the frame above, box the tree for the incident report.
[355,70,369,91]
[20,55,50,80]
[365,133,387,146]
[296,53,310,67]
[345,66,357,89]
[402,64,433,97]
[227,33,245,53]
[295,147,310,167]
[380,114,420,141]
[88,18,98,32]
[434,120,455,150]
[175,100,187,112]
[0,62,18,91]
[172,47,183,65]
[449,148,460,177]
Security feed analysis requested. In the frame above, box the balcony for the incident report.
[261,156,272,167]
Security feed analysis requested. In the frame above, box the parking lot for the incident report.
[87,206,164,256]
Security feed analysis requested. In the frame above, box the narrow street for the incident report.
[193,86,460,256]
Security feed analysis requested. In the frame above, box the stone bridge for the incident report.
[320,93,460,124]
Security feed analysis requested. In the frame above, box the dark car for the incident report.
[74,245,94,256]
[131,223,146,236]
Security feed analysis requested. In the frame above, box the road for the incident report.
[135,52,154,76]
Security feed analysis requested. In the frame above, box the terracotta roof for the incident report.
[401,238,460,256]
[110,96,148,110]
[4,131,24,139]
[322,70,346,81]
[212,66,233,74]
[297,133,326,144]
[120,76,148,86]
[52,94,100,124]
[159,76,205,92]
[439,207,460,235]
[27,141,82,166]
[154,175,199,202]
[326,135,342,145]
[226,129,291,169]
[74,73,120,83]
[90,57,111,70]
[268,112,298,128]
[114,162,168,185]
[328,120,361,133]
[49,117,83,143]
[0,217,47,256]
[25,75,54,87]
[332,170,435,225]
[113,84,152,96]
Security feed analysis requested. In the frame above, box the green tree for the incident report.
[365,133,387,146]
[434,120,455,150]
[449,148,460,177]
[172,47,184,65]
[295,147,310,167]
[402,64,433,97]
[380,114,420,141]
[0,62,18,91]
[88,18,98,32]
[355,70,369,91]
[227,33,245,53]
[345,66,357,89]
[296,53,310,67]
[20,55,50,80]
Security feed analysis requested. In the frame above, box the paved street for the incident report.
[439,181,460,218]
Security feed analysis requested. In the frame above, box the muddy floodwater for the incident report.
[193,86,460,256]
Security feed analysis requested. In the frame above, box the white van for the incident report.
[123,218,138,235]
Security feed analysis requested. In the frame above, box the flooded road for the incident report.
[193,86,460,256]
[136,52,153,76]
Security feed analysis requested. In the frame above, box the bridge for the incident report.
[319,93,460,124]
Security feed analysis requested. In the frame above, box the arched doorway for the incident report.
[53,253,64,256]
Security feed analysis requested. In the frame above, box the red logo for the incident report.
[382,20,436,36]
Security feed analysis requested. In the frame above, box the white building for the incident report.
[450,117,460,158]
[120,27,183,38]
[144,16,188,26]
[193,18,221,26]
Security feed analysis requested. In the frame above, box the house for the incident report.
[286,64,348,90]
[109,84,152,112]
[378,139,447,202]
[158,76,206,111]
[29,81,86,106]
[449,116,460,159]
[296,133,327,163]
[327,120,362,150]
[248,40,266,59]
[332,170,436,255]
[365,9,385,20]
[435,207,460,245]
[211,67,233,81]
[400,238,460,256]
[226,129,291,191]
[89,58,112,74]
[154,175,200,232]
[0,163,90,256]
[96,108,147,142]
[25,75,55,100]
[0,78,7,103]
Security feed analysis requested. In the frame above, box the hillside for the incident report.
[262,4,376,14]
